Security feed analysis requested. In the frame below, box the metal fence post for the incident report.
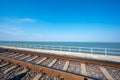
[91,48,93,54]
[28,44,30,48]
[105,48,107,55]
[60,46,62,51]
[39,45,41,49]
[51,45,52,50]
[79,47,81,52]
[69,47,71,52]
[53,45,54,50]
[45,45,47,50]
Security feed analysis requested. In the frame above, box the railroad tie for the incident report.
[36,57,47,64]
[19,55,31,60]
[2,53,8,56]
[12,68,28,79]
[0,53,6,56]
[99,66,114,80]
[9,52,14,54]
[16,68,28,76]
[4,52,13,56]
[48,59,57,67]
[62,60,70,71]
[53,77,56,80]
[0,63,9,68]
[4,65,17,74]
[9,53,19,57]
[27,56,38,62]
[12,54,24,58]
[0,52,5,55]
[33,73,43,80]
[81,63,87,75]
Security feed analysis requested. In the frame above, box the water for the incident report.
[0,41,120,56]
[0,41,120,48]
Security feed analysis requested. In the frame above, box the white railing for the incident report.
[0,43,120,56]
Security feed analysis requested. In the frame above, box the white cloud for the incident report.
[0,17,36,24]
[19,18,35,22]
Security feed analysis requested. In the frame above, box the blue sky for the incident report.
[0,0,120,42]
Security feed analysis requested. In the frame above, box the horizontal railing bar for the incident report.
[80,50,91,52]
[0,43,120,56]
[1,43,120,50]
[86,51,104,53]
[106,52,120,54]
[0,45,120,52]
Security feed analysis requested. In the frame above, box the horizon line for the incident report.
[0,40,120,43]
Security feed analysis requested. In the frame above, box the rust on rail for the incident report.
[0,56,94,80]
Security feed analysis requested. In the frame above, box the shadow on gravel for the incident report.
[8,73,26,80]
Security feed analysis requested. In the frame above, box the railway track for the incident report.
[0,60,66,80]
[0,48,120,80]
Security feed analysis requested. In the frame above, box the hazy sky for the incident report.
[0,0,120,42]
